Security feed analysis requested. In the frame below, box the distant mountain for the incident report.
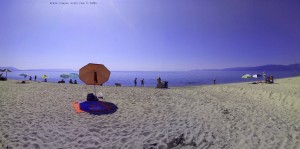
[0,67,75,71]
[25,69,76,71]
[287,63,300,70]
[190,63,300,71]
[222,63,300,71]
[190,69,220,71]
[0,66,20,71]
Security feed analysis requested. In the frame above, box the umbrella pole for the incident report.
[94,84,96,96]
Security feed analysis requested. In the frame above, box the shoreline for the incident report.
[1,76,299,148]
[4,70,300,87]
[5,75,300,86]
[3,75,300,87]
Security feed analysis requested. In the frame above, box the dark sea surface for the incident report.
[4,70,300,87]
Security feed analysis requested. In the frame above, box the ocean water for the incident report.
[3,70,300,87]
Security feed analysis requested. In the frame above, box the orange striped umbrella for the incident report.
[79,63,110,85]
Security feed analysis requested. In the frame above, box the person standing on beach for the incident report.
[141,78,144,86]
[134,78,137,86]
[157,77,162,84]
[263,72,267,83]
[34,75,37,81]
[157,76,162,88]
[213,79,216,85]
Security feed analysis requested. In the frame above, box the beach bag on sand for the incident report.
[98,92,104,99]
[87,93,98,101]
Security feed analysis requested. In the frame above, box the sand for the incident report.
[0,77,300,149]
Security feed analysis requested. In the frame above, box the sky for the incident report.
[0,0,300,71]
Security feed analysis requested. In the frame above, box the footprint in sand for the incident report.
[120,137,128,143]
[141,131,151,137]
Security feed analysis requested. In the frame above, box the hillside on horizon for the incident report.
[1,63,300,72]
[0,67,75,71]
[191,63,300,71]
[222,63,300,71]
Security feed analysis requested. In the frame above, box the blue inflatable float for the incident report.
[79,101,118,115]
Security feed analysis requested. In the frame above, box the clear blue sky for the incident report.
[1,0,300,71]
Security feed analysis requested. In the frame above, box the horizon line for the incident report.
[1,63,299,72]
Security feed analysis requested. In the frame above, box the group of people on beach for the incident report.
[23,75,79,84]
[21,75,46,82]
[58,79,77,84]
[28,75,46,82]
[28,75,37,81]
[156,76,168,88]
[27,75,37,81]
[263,72,274,84]
[134,78,144,86]
[134,77,168,88]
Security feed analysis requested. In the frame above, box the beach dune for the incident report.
[0,77,300,148]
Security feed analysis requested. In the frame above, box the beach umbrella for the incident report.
[1,69,11,79]
[252,74,262,78]
[20,73,28,78]
[41,75,48,82]
[41,75,48,79]
[79,63,110,85]
[60,74,69,79]
[79,63,110,94]
[242,74,253,79]
[69,73,79,79]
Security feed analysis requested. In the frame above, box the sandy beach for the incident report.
[0,77,299,149]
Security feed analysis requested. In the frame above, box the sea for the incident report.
[3,70,300,87]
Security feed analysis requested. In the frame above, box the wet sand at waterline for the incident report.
[0,77,299,148]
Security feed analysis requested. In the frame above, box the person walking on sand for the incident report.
[134,78,137,87]
[34,75,37,81]
[141,78,144,86]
